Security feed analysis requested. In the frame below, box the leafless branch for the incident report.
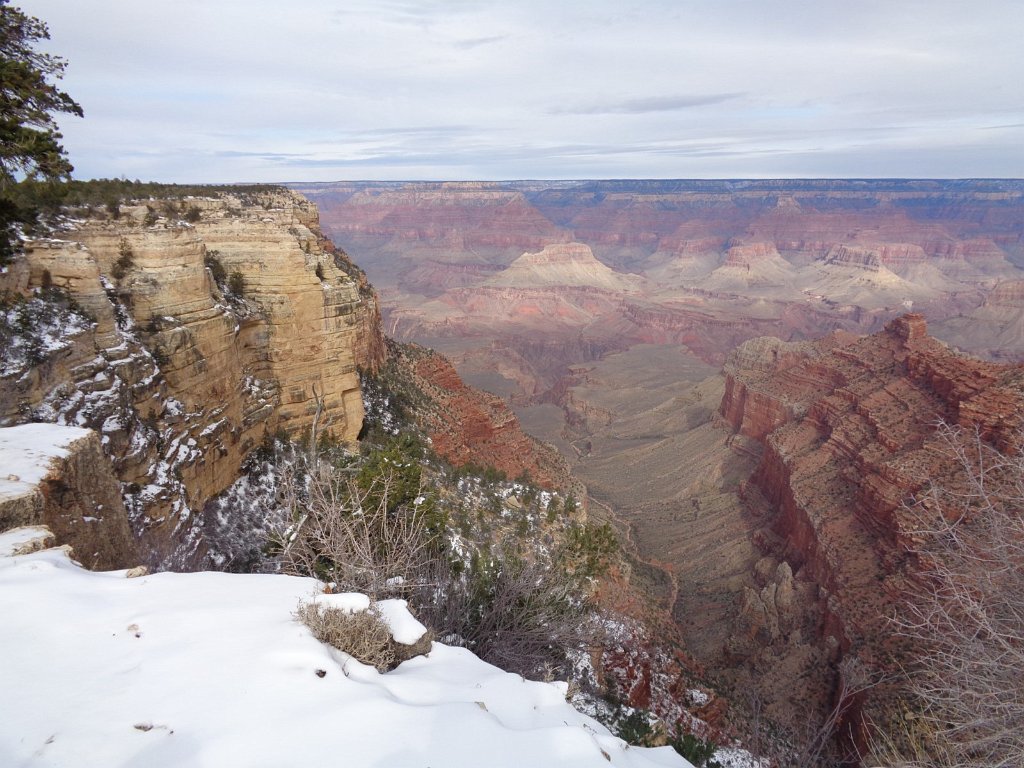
[881,422,1024,768]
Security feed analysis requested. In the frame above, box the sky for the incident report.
[20,0,1024,183]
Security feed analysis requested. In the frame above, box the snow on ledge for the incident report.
[0,423,94,503]
[0,525,55,557]
[375,598,428,645]
[0,534,691,768]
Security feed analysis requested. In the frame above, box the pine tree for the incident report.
[0,1,83,264]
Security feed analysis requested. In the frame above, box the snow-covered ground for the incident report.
[0,527,691,768]
[0,423,92,503]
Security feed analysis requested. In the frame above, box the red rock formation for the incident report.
[386,342,574,490]
[719,314,1024,740]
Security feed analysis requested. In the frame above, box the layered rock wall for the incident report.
[0,190,384,567]
[383,341,578,492]
[719,314,1024,736]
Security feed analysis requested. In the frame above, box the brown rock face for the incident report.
[0,425,136,570]
[384,342,575,490]
[719,313,1024,734]
[0,190,384,567]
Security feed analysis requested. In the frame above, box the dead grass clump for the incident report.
[296,601,395,672]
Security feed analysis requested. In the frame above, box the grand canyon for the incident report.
[4,178,1024,766]
[6,0,1024,764]
[295,178,1024,752]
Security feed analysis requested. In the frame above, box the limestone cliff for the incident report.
[0,189,384,567]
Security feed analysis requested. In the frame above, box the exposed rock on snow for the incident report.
[0,424,135,569]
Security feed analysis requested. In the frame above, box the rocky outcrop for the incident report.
[719,314,1024,738]
[0,424,135,569]
[485,242,644,292]
[0,189,384,567]
[383,341,576,491]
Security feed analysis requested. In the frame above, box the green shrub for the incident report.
[228,270,245,296]
[204,250,226,285]
[617,710,657,747]
[110,238,134,280]
[559,521,618,578]
[670,733,721,768]
[185,205,202,223]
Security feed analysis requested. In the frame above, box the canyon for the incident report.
[297,179,1024,744]
[6,179,1024,759]
[0,189,559,572]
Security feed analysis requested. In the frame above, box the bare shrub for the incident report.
[880,423,1024,768]
[275,417,602,681]
[280,463,437,601]
[417,555,601,679]
[295,601,395,672]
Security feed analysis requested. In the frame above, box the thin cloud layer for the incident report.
[558,94,746,115]
[19,0,1024,182]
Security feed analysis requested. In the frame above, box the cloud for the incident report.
[557,93,746,115]
[19,0,1024,181]
[451,35,507,50]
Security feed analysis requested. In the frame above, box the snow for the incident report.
[0,525,52,557]
[0,423,93,502]
[375,598,428,645]
[311,591,371,614]
[0,530,692,768]
[0,295,93,377]
[713,747,770,768]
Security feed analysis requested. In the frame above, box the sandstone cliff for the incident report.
[0,189,384,567]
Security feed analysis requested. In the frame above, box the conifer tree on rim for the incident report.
[0,0,83,264]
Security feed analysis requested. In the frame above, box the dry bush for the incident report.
[276,428,601,681]
[880,423,1024,768]
[296,601,396,672]
[278,463,436,601]
[416,555,601,679]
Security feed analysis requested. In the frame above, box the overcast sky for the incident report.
[20,0,1024,182]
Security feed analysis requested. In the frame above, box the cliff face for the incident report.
[719,314,1024,734]
[378,340,578,492]
[0,190,384,567]
[0,424,136,570]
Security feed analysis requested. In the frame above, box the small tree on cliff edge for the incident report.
[0,0,83,264]
[877,422,1024,768]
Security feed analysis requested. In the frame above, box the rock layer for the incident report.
[0,190,384,567]
[383,341,577,491]
[719,313,1024,737]
[0,424,135,569]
